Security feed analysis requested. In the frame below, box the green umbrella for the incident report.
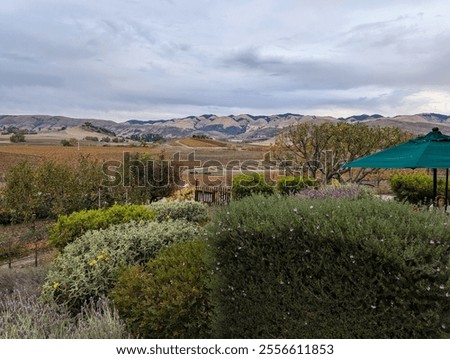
[343,127,450,204]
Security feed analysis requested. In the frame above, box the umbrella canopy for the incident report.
[343,127,450,169]
[343,127,450,203]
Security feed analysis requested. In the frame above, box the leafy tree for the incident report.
[10,132,26,143]
[4,160,35,219]
[104,152,175,204]
[61,138,77,147]
[3,157,104,220]
[271,122,411,183]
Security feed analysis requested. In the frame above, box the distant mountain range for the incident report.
[2,113,450,141]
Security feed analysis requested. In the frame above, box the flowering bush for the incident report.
[0,267,128,339]
[0,292,127,339]
[208,194,450,338]
[42,220,207,312]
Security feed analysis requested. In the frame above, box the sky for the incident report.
[2,0,450,122]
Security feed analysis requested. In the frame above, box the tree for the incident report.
[104,152,174,204]
[61,138,77,146]
[4,157,104,219]
[271,122,412,184]
[9,132,26,143]
[4,160,36,219]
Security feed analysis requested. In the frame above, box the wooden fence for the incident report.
[194,186,231,205]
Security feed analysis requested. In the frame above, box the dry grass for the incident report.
[0,141,270,179]
[0,144,161,178]
[176,138,229,148]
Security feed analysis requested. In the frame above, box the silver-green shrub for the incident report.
[149,201,209,224]
[0,267,128,339]
[42,220,207,311]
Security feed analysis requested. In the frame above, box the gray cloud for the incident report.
[1,0,450,120]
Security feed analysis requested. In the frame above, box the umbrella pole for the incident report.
[433,168,438,201]
[446,169,449,212]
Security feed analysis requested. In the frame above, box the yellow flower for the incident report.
[53,282,60,289]
[89,259,97,266]
[96,254,104,260]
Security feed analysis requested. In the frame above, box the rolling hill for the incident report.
[2,112,450,142]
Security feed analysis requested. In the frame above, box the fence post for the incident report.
[31,213,37,267]
[8,215,16,269]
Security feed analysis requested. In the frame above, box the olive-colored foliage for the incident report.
[390,172,446,205]
[276,176,317,195]
[149,201,209,224]
[272,122,411,183]
[3,157,103,220]
[208,195,450,338]
[111,239,212,338]
[42,220,207,312]
[104,152,175,204]
[9,132,26,143]
[49,204,155,249]
[231,173,274,200]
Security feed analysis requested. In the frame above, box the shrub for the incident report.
[208,195,450,338]
[42,220,207,312]
[49,204,155,249]
[149,201,209,224]
[231,173,274,200]
[276,176,317,195]
[111,239,212,338]
[61,138,77,147]
[84,136,99,142]
[390,173,445,204]
[9,132,26,143]
[0,292,127,339]
[0,267,128,339]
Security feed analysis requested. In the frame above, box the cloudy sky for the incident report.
[2,0,450,122]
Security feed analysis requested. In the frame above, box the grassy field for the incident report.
[0,138,270,181]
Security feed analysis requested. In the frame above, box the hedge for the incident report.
[231,173,274,200]
[48,204,155,249]
[390,172,446,204]
[208,195,450,338]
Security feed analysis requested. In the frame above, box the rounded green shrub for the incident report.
[208,195,450,338]
[390,172,446,204]
[276,175,317,195]
[149,201,209,224]
[49,204,155,249]
[111,239,212,339]
[231,173,274,200]
[42,220,207,312]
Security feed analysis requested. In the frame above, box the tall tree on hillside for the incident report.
[271,122,412,183]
